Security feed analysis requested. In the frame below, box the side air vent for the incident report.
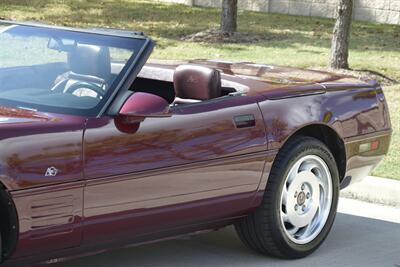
[30,195,75,238]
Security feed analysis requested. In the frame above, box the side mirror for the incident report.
[119,92,172,120]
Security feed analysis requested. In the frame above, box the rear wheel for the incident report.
[235,136,339,258]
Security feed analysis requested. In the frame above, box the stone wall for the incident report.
[157,0,400,25]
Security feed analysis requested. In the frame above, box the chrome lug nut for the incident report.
[302,205,306,212]
[301,184,305,190]
[294,204,298,211]
[306,192,310,199]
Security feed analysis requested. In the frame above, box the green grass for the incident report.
[1,0,400,79]
[0,0,399,179]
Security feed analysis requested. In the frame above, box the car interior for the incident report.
[133,64,249,107]
[0,43,114,110]
[52,44,113,99]
[0,40,247,113]
[133,64,229,106]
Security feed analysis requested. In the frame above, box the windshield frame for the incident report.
[0,20,154,117]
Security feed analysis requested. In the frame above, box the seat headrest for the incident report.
[68,44,111,80]
[173,65,221,101]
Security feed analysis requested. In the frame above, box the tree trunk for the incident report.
[330,0,353,69]
[221,0,237,33]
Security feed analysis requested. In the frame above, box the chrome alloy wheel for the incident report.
[280,155,333,245]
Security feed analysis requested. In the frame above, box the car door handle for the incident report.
[234,114,256,128]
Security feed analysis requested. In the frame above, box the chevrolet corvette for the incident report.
[0,21,392,266]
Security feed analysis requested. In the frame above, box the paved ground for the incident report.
[341,176,400,207]
[54,198,400,267]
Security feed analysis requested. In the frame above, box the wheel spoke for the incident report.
[282,185,288,205]
[317,179,324,189]
[287,160,301,184]
[281,212,290,223]
[287,226,299,236]
[314,199,321,212]
[299,161,318,173]
[302,207,320,238]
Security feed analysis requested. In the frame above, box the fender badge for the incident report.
[45,166,59,177]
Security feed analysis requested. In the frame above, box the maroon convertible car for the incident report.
[0,21,392,266]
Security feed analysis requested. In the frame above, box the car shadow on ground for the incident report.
[53,213,400,267]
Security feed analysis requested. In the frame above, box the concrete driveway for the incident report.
[54,198,400,267]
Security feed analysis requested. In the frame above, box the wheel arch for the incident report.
[280,123,347,182]
[0,183,19,262]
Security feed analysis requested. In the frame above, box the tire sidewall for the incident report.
[0,231,2,263]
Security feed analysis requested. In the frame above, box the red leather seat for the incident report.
[173,64,221,105]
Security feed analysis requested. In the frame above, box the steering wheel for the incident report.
[64,81,106,98]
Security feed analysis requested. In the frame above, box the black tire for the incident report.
[0,231,2,263]
[235,136,339,259]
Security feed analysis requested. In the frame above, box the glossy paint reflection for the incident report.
[259,86,382,149]
[83,98,268,245]
[0,107,85,190]
[84,100,267,178]
[83,156,266,244]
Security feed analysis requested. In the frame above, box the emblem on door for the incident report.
[45,166,59,177]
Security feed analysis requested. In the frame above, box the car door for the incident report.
[82,94,268,245]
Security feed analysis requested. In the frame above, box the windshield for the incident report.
[0,22,148,116]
